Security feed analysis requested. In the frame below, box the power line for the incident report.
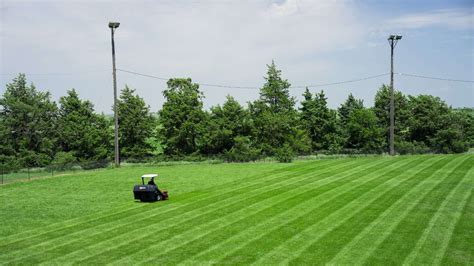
[396,73,474,83]
[117,68,258,89]
[296,73,390,88]
[117,69,390,89]
[116,69,169,81]
[2,69,472,88]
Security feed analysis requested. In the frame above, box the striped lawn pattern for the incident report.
[0,154,472,265]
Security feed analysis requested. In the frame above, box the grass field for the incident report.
[0,154,472,265]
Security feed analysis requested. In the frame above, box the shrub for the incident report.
[224,136,261,162]
[430,127,469,154]
[395,141,430,155]
[275,143,294,163]
[80,160,109,170]
[52,152,77,170]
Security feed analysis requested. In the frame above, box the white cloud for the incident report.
[1,1,473,111]
[386,8,473,30]
[1,0,366,111]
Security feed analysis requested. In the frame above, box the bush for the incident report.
[430,127,469,154]
[52,152,77,170]
[275,143,294,163]
[80,160,110,170]
[451,141,470,154]
[395,141,430,155]
[20,151,52,168]
[0,156,21,173]
[224,136,261,162]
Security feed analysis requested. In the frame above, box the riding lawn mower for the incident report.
[133,174,168,202]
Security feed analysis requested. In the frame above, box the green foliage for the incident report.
[52,151,78,169]
[0,74,57,167]
[144,121,164,156]
[374,85,411,144]
[338,93,364,125]
[118,86,154,159]
[451,108,474,147]
[258,60,295,113]
[395,140,430,155]
[2,68,471,167]
[429,112,470,154]
[57,89,111,161]
[224,136,261,162]
[275,143,294,163]
[250,61,301,155]
[345,108,385,153]
[289,128,312,155]
[199,96,252,155]
[300,89,343,152]
[407,94,450,145]
[159,78,207,156]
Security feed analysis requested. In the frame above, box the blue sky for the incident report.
[1,0,473,113]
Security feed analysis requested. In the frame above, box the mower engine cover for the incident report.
[133,185,159,202]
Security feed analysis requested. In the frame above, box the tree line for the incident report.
[1,62,472,168]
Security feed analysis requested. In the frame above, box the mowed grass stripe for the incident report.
[5,158,368,263]
[440,192,473,265]
[363,156,472,265]
[278,155,458,265]
[212,156,434,265]
[153,157,424,265]
[167,157,429,265]
[329,154,471,265]
[0,160,323,244]
[0,158,343,254]
[248,158,452,264]
[1,158,354,262]
[25,159,362,262]
[61,158,375,265]
[404,166,473,265]
[113,157,403,265]
[0,159,326,245]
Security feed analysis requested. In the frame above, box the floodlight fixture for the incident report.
[388,34,402,40]
[109,22,120,29]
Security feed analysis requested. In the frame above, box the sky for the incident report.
[1,0,473,114]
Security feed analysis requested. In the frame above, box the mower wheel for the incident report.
[156,194,162,201]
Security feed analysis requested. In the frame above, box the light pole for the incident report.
[387,34,402,156]
[109,21,120,167]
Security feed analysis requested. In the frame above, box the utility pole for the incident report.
[109,22,120,167]
[387,34,402,156]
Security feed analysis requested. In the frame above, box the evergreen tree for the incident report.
[57,89,111,161]
[159,78,207,156]
[0,74,57,167]
[300,89,342,152]
[338,93,364,125]
[258,60,295,113]
[250,61,304,155]
[118,86,154,159]
[200,96,251,155]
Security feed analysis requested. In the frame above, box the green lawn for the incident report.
[0,154,472,265]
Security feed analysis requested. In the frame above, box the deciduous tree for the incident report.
[159,78,207,156]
